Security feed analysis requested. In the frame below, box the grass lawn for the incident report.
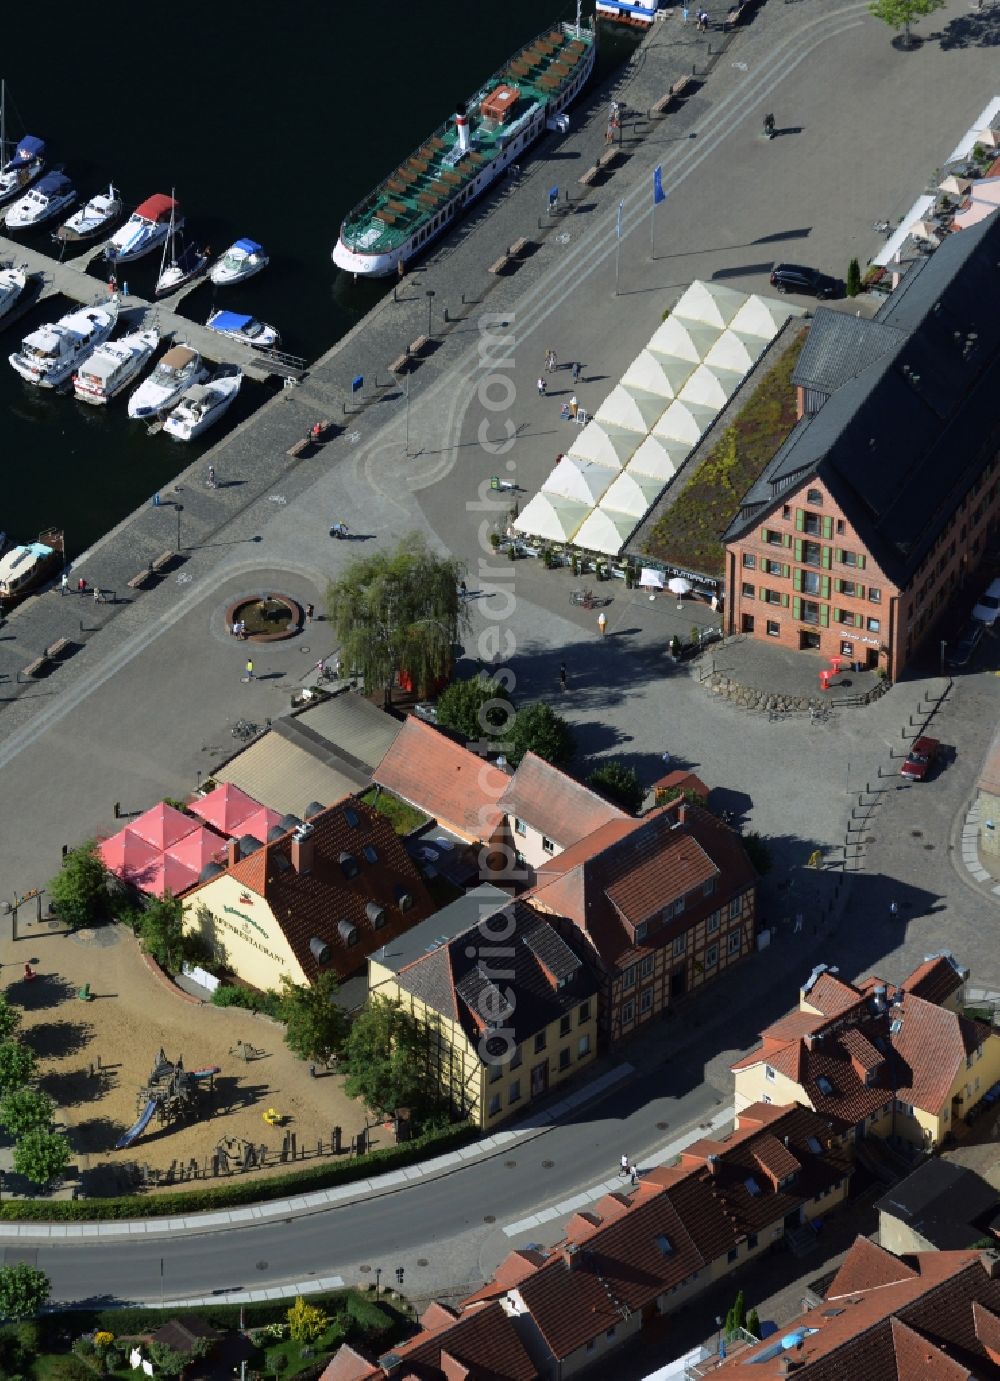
[641,328,807,577]
[254,1321,347,1376]
[359,786,428,835]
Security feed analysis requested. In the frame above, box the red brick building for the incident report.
[724,211,1000,680]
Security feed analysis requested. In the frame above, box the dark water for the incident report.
[0,2,633,556]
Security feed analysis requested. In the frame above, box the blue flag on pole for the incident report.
[653,165,665,205]
[616,199,624,239]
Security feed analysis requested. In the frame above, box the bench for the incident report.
[409,335,431,356]
[46,637,73,660]
[651,75,694,116]
[578,165,601,186]
[509,237,534,258]
[22,655,50,679]
[287,438,310,459]
[598,148,622,171]
[390,353,412,374]
[128,568,154,591]
[489,254,511,276]
[151,550,174,574]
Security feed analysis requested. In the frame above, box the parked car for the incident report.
[769,264,844,299]
[900,736,940,781]
[946,619,984,669]
[972,578,1000,625]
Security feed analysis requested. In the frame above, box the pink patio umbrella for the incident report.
[138,852,201,899]
[165,824,228,878]
[128,801,198,851]
[98,829,161,887]
[189,783,263,837]
[237,805,287,844]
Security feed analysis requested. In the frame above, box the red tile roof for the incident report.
[187,797,435,983]
[803,970,866,1017]
[373,717,509,841]
[605,831,718,925]
[906,953,968,1007]
[384,1300,536,1379]
[498,751,628,847]
[717,1240,1000,1379]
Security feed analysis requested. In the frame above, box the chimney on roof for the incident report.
[981,1249,1000,1280]
[562,1244,582,1270]
[783,1135,790,1148]
[707,1154,719,1176]
[227,837,241,868]
[291,822,315,874]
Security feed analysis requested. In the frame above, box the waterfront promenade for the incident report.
[2,0,1000,1307]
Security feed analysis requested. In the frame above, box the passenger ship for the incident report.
[332,8,597,278]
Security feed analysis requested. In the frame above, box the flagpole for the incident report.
[615,199,624,297]
[650,198,655,261]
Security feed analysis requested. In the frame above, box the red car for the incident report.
[901,736,939,781]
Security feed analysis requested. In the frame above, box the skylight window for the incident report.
[655,1234,674,1256]
[816,1075,833,1095]
[744,1177,762,1197]
[344,807,360,828]
[806,1136,823,1155]
[890,1019,903,1034]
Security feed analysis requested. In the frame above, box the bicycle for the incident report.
[232,719,258,741]
[570,589,595,609]
[809,705,832,725]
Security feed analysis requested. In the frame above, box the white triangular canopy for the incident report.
[600,469,664,518]
[653,397,719,446]
[575,507,636,556]
[621,349,694,399]
[542,455,617,506]
[679,362,743,410]
[626,433,683,482]
[704,328,764,374]
[513,492,589,543]
[567,420,637,469]
[596,384,668,434]
[647,315,721,364]
[672,280,746,329]
[729,294,804,341]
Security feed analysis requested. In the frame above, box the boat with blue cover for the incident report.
[332,6,596,277]
[0,134,45,207]
[206,309,279,350]
[5,170,75,229]
[210,238,269,286]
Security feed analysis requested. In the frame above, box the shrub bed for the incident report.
[0,1123,474,1222]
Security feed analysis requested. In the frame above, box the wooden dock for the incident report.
[0,234,305,382]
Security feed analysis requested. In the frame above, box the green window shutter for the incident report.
[792,595,801,621]
[781,592,789,608]
[793,569,802,592]
[821,546,832,570]
[794,538,803,561]
[821,575,831,599]
[834,578,842,594]
[822,516,833,540]
[795,509,805,532]
[820,604,830,628]
[761,527,770,544]
[857,585,865,600]
[857,554,867,570]
[782,564,790,579]
[835,547,844,563]
[833,607,842,623]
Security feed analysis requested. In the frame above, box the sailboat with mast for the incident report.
[0,80,46,207]
[154,190,207,297]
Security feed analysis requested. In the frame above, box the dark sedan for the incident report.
[769,264,844,299]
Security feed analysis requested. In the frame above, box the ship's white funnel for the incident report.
[456,107,471,154]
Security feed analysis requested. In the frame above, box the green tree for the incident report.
[726,1288,746,1336]
[280,972,348,1064]
[343,997,434,1120]
[49,840,110,930]
[325,534,467,704]
[12,1127,71,1186]
[847,257,862,298]
[868,0,944,46]
[0,1262,50,1320]
[745,1308,761,1339]
[587,761,644,814]
[0,1042,36,1098]
[147,1341,191,1376]
[0,996,21,1042]
[0,1087,54,1138]
[135,893,187,972]
[286,1296,329,1345]
[436,675,514,744]
[507,702,575,769]
[742,831,772,875]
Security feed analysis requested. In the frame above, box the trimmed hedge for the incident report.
[0,1122,474,1222]
[48,1292,351,1338]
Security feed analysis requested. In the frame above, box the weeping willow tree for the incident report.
[325,534,467,704]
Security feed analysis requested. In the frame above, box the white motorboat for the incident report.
[55,183,122,243]
[163,366,242,441]
[155,192,207,296]
[210,238,269,286]
[0,265,27,322]
[0,534,61,603]
[105,193,181,264]
[127,343,208,419]
[5,171,75,229]
[0,81,45,206]
[73,326,159,405]
[206,309,279,350]
[9,300,118,389]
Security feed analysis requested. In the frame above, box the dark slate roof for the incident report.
[725,212,1000,586]
[876,1159,999,1251]
[395,900,598,1055]
[370,884,510,974]
[791,311,905,395]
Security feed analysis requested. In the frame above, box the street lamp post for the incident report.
[175,503,184,553]
[940,639,947,678]
[375,1267,382,1299]
[425,289,435,338]
[393,368,411,457]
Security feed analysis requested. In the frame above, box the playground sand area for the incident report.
[7,920,369,1197]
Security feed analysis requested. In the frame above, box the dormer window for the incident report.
[635,921,648,942]
[655,1234,674,1256]
[338,851,359,879]
[816,1075,833,1095]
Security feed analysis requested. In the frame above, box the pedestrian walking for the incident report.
[537,377,547,396]
[559,661,567,692]
[630,1166,638,1185]
[206,464,217,488]
[305,603,314,623]
[620,1153,630,1176]
[77,576,87,594]
[569,394,579,419]
[244,658,255,683]
[889,900,899,919]
[459,581,468,600]
[682,3,689,18]
[571,361,581,383]
[545,349,557,372]
[598,611,608,637]
[60,572,69,596]
[93,585,103,604]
